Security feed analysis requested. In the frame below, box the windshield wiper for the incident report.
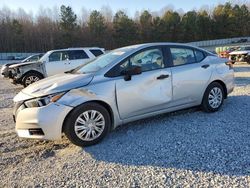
[64,69,75,74]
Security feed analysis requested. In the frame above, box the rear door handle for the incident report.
[157,74,169,80]
[201,64,210,69]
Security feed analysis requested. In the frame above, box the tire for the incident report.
[246,56,250,64]
[22,72,43,87]
[201,82,224,113]
[64,102,111,147]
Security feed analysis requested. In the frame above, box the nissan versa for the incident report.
[13,43,234,146]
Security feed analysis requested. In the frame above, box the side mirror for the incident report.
[122,65,142,81]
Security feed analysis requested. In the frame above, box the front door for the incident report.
[45,50,70,76]
[115,48,173,119]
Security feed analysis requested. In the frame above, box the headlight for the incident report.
[24,92,66,108]
[11,69,16,74]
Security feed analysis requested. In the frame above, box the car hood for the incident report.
[4,61,22,66]
[9,61,40,68]
[229,50,249,55]
[16,73,94,100]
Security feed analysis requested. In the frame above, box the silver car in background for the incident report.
[1,53,44,78]
[13,43,234,146]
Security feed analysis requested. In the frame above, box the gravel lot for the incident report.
[0,64,250,187]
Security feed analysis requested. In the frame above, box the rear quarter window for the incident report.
[69,50,89,60]
[194,50,206,62]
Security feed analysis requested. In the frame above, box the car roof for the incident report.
[47,47,104,53]
[115,42,212,55]
[96,42,214,76]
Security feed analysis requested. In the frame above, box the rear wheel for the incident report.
[22,72,43,87]
[201,82,224,112]
[64,103,111,147]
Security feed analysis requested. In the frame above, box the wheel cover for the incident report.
[74,110,105,141]
[25,75,40,85]
[208,87,223,109]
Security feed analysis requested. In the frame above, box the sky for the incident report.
[0,0,234,16]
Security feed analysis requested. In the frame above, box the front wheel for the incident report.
[201,82,224,112]
[22,72,43,87]
[64,103,111,147]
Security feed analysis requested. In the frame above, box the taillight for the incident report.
[225,61,233,69]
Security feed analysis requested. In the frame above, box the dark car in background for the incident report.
[229,46,250,64]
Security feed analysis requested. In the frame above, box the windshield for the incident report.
[71,48,133,74]
[21,54,43,63]
[39,51,50,62]
[21,55,37,62]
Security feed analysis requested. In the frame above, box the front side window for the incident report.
[130,48,164,72]
[69,50,89,60]
[49,51,69,62]
[170,48,196,66]
[106,48,164,77]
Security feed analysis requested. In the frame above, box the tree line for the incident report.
[0,2,249,52]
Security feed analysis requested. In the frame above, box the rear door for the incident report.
[68,50,90,69]
[45,50,69,76]
[169,46,212,105]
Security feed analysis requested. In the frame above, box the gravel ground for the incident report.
[0,63,250,187]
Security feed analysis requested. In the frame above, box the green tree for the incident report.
[11,19,24,51]
[113,11,138,47]
[151,16,165,42]
[196,10,212,40]
[181,11,198,42]
[212,3,235,38]
[139,10,153,42]
[59,5,78,47]
[231,4,250,36]
[88,10,106,46]
[162,11,181,42]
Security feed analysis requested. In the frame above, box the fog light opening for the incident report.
[28,128,44,136]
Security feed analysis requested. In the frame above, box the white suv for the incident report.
[7,47,105,87]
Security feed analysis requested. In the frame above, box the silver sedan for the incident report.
[13,43,234,146]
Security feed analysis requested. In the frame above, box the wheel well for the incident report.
[62,100,114,133]
[21,70,44,81]
[210,80,228,99]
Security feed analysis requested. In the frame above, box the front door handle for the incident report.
[157,74,169,80]
[201,64,210,69]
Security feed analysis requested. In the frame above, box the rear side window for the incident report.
[69,50,89,60]
[89,49,104,57]
[170,48,196,66]
[194,50,205,62]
